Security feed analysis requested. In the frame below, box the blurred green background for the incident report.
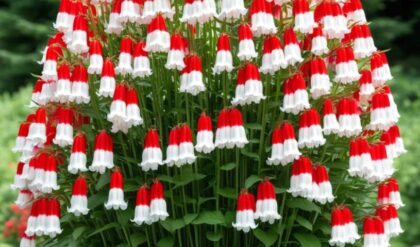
[0,0,419,246]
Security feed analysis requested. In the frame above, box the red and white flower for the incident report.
[41,45,61,81]
[283,28,303,66]
[237,24,257,61]
[233,63,265,105]
[310,26,329,56]
[31,80,44,106]
[99,59,116,98]
[151,0,174,20]
[310,57,331,99]
[13,122,30,153]
[70,64,90,104]
[133,41,152,78]
[232,190,257,233]
[164,125,196,167]
[27,108,47,145]
[149,179,169,222]
[371,52,393,86]
[267,122,301,166]
[213,34,233,74]
[88,39,104,75]
[322,99,339,135]
[368,92,398,131]
[68,176,89,216]
[119,0,140,24]
[215,108,249,149]
[15,189,33,209]
[281,74,310,115]
[55,63,72,103]
[298,109,326,148]
[288,156,313,198]
[90,130,114,174]
[105,169,128,210]
[140,129,163,171]
[334,47,361,84]
[181,0,205,25]
[311,164,334,204]
[195,113,215,154]
[363,216,389,247]
[218,0,247,20]
[383,178,404,208]
[329,207,361,246]
[11,162,26,190]
[375,205,403,238]
[349,138,372,178]
[166,33,187,70]
[145,15,170,53]
[108,84,128,133]
[132,185,152,225]
[358,70,375,103]
[106,0,123,34]
[388,125,406,156]
[116,37,133,75]
[39,79,56,106]
[68,133,88,174]
[351,24,377,59]
[383,86,400,121]
[381,131,398,160]
[26,198,62,238]
[255,180,281,224]
[293,0,316,34]
[69,15,89,54]
[343,0,367,24]
[249,0,277,37]
[368,143,394,183]
[336,98,362,137]
[260,35,287,74]
[53,108,73,147]
[54,0,75,32]
[315,1,349,39]
[180,54,206,96]
[125,87,144,128]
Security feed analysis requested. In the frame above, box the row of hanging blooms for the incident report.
[9,0,406,246]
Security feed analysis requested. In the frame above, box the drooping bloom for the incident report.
[336,98,362,137]
[281,74,310,115]
[349,138,373,178]
[116,37,133,75]
[218,0,247,20]
[249,0,277,37]
[19,233,35,247]
[105,169,128,210]
[310,57,331,99]
[368,92,398,131]
[180,54,206,96]
[10,162,26,190]
[69,15,89,54]
[260,35,287,74]
[119,0,140,24]
[232,190,257,233]
[267,122,301,166]
[88,39,104,75]
[166,33,187,70]
[388,125,406,156]
[322,99,339,135]
[149,179,169,222]
[106,0,123,34]
[178,124,197,166]
[68,176,89,216]
[54,0,75,32]
[27,108,47,145]
[99,59,116,98]
[293,0,316,34]
[55,63,72,103]
[254,180,281,224]
[343,0,367,24]
[213,34,233,74]
[13,122,30,153]
[53,107,74,147]
[15,189,34,209]
[363,217,389,247]
[329,206,361,246]
[68,133,88,174]
[377,178,404,209]
[195,113,215,154]
[311,164,334,204]
[42,45,61,81]
[315,1,349,39]
[145,15,170,53]
[125,87,144,128]
[371,52,393,86]
[237,24,257,61]
[375,205,403,238]
[90,130,114,174]
[140,129,164,171]
[132,185,152,225]
[358,70,375,103]
[351,24,377,59]
[298,109,326,148]
[70,64,91,104]
[310,26,329,56]
[288,156,313,198]
[368,143,394,183]
[108,84,128,133]
[283,29,303,66]
[133,41,152,78]
[232,63,265,105]
[215,108,249,149]
[334,47,361,84]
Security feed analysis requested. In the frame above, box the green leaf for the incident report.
[245,175,263,189]
[87,222,120,237]
[288,198,321,213]
[253,228,278,247]
[192,211,225,225]
[241,149,260,160]
[96,172,110,190]
[117,210,133,226]
[160,218,186,233]
[245,123,262,130]
[220,162,237,171]
[218,187,237,199]
[72,226,88,240]
[183,213,198,225]
[206,230,223,242]
[294,233,321,247]
[88,191,108,209]
[157,236,174,247]
[295,216,313,231]
[130,233,147,247]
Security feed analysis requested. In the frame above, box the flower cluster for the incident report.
[9,0,406,246]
